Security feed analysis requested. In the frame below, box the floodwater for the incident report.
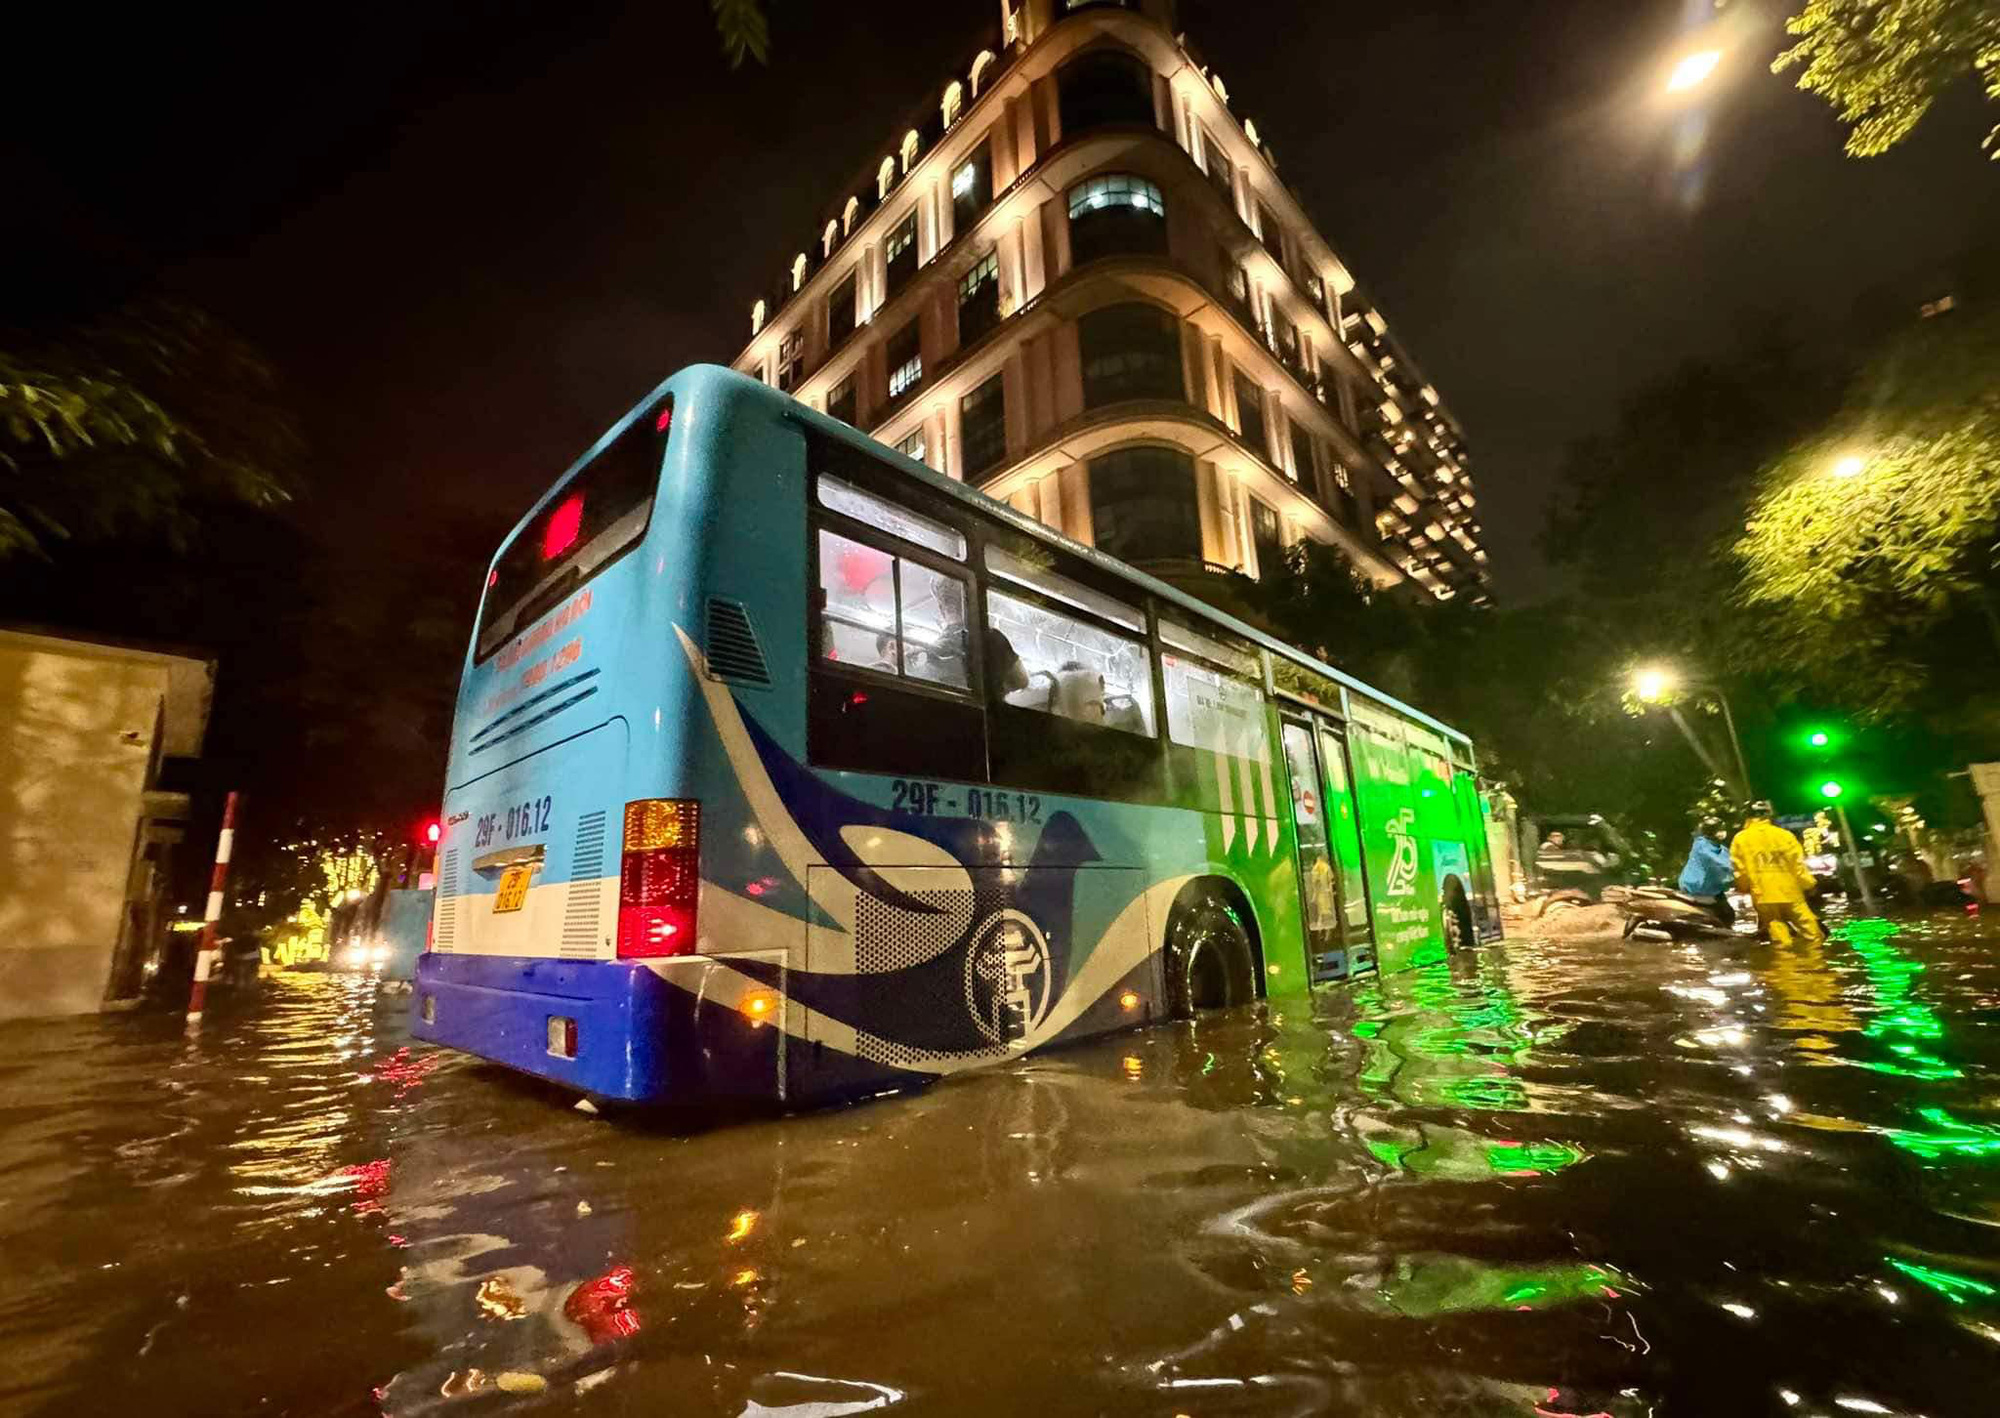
[3,917,1998,1417]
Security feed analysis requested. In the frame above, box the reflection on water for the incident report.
[1,917,1998,1415]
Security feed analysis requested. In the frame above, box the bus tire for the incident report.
[1165,887,1256,1018]
[1442,878,1475,954]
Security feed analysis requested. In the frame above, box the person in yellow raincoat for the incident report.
[1730,801,1823,945]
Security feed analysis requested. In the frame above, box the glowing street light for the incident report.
[1666,49,1722,94]
[1831,454,1866,479]
[1633,666,1677,703]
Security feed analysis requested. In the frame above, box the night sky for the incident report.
[8,0,1996,600]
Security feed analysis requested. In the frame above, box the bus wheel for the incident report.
[1166,890,1254,1017]
[1442,880,1475,954]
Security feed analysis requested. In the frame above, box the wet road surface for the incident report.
[3,915,1998,1416]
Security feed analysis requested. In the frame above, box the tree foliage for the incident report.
[0,300,299,559]
[1733,301,2000,716]
[1774,0,2000,158]
[711,0,770,67]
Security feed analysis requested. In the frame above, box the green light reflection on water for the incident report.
[1886,1258,1999,1305]
[1839,918,1963,1081]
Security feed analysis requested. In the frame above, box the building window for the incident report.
[958,249,1002,345]
[827,375,857,427]
[1223,255,1253,324]
[1234,370,1267,457]
[827,272,858,350]
[1066,173,1167,266]
[1201,128,1236,209]
[777,331,804,393]
[960,372,1007,479]
[886,318,922,405]
[1056,48,1155,138]
[885,210,919,298]
[842,196,861,236]
[969,48,995,98]
[821,220,840,258]
[1276,315,1300,368]
[900,129,921,174]
[790,253,809,292]
[1254,199,1283,258]
[1288,420,1313,485]
[951,142,992,232]
[897,427,929,467]
[1250,498,1284,576]
[750,299,766,337]
[1079,302,1183,407]
[1087,444,1200,564]
[942,80,964,128]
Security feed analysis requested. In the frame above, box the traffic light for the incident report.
[1819,779,1845,800]
[1806,729,1831,749]
[418,819,442,846]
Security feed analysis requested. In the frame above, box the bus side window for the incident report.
[984,586,1162,801]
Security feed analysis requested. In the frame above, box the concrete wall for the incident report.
[0,632,210,1018]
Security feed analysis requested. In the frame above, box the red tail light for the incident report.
[617,799,700,958]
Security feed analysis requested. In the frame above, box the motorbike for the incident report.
[1602,883,1739,942]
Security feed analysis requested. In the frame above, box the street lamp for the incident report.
[1629,664,1754,799]
[1666,48,1722,93]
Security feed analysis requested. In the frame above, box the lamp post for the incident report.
[1632,665,1754,800]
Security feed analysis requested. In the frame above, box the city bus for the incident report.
[412,364,1500,1106]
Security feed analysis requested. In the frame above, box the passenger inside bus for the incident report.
[986,589,1153,734]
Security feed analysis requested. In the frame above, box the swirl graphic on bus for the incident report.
[1384,807,1420,897]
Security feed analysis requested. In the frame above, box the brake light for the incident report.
[617,799,700,958]
[542,493,584,561]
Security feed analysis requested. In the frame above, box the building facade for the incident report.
[733,0,1489,608]
[0,627,214,1017]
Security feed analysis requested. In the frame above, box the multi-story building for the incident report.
[733,0,1490,612]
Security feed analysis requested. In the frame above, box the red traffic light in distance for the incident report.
[421,820,442,846]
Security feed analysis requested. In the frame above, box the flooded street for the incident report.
[4,918,1998,1417]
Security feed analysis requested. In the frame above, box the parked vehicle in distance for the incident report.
[411,366,1502,1109]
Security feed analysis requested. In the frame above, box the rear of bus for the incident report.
[411,370,715,1101]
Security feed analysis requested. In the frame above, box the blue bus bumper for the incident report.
[411,954,674,1103]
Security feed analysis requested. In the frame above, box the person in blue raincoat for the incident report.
[1677,819,1736,925]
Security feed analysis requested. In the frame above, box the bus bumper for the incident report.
[411,954,674,1103]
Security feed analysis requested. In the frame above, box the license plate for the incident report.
[493,865,534,913]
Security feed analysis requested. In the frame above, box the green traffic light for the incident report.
[1807,730,1830,748]
[1820,780,1844,799]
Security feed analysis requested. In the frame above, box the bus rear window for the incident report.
[476,397,670,660]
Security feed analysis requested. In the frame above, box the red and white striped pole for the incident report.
[185,791,241,1029]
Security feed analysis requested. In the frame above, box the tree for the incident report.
[0,299,299,559]
[711,0,770,67]
[1773,0,2000,158]
[1733,299,2000,717]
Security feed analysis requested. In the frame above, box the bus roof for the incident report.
[590,364,1475,750]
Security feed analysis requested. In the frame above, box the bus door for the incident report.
[1316,721,1375,970]
[1280,719,1371,984]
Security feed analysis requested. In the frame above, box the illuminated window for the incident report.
[959,373,1006,479]
[1065,174,1166,266]
[957,249,1001,344]
[750,299,766,336]
[886,318,922,404]
[790,253,808,292]
[877,156,897,200]
[897,427,928,467]
[842,196,861,236]
[942,80,964,128]
[822,219,840,257]
[885,211,919,297]
[951,142,992,230]
[900,129,921,174]
[969,49,995,97]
